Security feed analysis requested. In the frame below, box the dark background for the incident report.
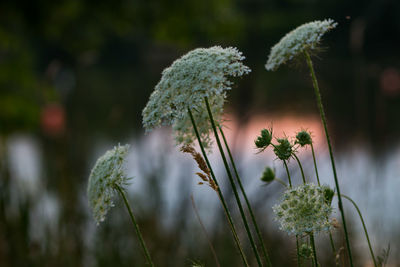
[1,0,400,266]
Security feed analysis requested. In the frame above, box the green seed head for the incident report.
[255,128,273,151]
[273,138,293,160]
[260,166,276,183]
[299,243,313,259]
[295,130,313,147]
[322,185,335,206]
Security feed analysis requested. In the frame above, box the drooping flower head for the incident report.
[273,138,293,161]
[265,19,337,71]
[260,166,276,183]
[254,128,273,152]
[142,46,251,149]
[87,144,130,224]
[295,130,313,147]
[273,183,333,235]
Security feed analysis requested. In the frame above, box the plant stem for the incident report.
[310,143,321,186]
[282,159,300,267]
[115,185,154,267]
[188,108,249,267]
[310,233,319,267]
[309,143,337,260]
[304,50,353,267]
[283,160,292,187]
[204,97,263,267]
[292,154,306,184]
[341,194,377,267]
[219,126,272,267]
[274,178,288,188]
[191,195,221,267]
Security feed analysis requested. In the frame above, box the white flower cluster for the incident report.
[87,144,130,224]
[265,19,337,71]
[142,46,251,149]
[273,183,332,235]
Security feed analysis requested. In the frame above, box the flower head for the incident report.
[87,144,130,224]
[142,46,251,149]
[260,166,276,183]
[255,128,273,151]
[299,243,313,259]
[273,138,293,161]
[295,130,313,147]
[265,19,337,71]
[273,183,333,235]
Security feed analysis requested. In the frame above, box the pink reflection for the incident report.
[223,113,325,150]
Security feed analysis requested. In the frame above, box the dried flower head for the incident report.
[260,166,276,183]
[322,185,335,205]
[295,130,313,147]
[87,144,130,224]
[180,144,218,191]
[255,128,273,151]
[142,46,251,149]
[273,183,333,235]
[265,19,337,71]
[273,138,293,161]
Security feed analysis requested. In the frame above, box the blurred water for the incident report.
[5,114,400,266]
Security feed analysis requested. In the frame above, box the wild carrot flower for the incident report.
[87,144,130,224]
[142,46,250,149]
[273,138,293,161]
[254,128,273,152]
[273,183,333,235]
[265,19,337,71]
[295,130,313,147]
[260,166,276,183]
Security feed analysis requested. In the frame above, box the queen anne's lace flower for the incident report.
[273,183,333,235]
[265,19,337,71]
[142,46,250,149]
[87,144,130,224]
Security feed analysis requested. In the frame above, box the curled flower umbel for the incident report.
[265,19,337,71]
[295,130,313,147]
[273,138,293,161]
[87,144,130,224]
[254,128,273,152]
[142,46,251,149]
[273,183,333,235]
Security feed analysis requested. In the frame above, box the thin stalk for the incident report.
[282,159,300,267]
[292,154,306,184]
[310,234,319,267]
[191,195,221,267]
[309,143,337,258]
[341,194,377,267]
[188,108,249,267]
[204,97,263,267]
[310,143,321,186]
[219,126,272,267]
[274,178,288,188]
[115,185,154,267]
[304,50,353,267]
[283,160,293,187]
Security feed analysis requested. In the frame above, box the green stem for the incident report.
[283,160,292,188]
[282,159,300,267]
[188,108,249,267]
[292,154,306,184]
[274,178,288,188]
[115,185,154,267]
[204,97,263,267]
[341,194,377,267]
[309,143,337,260]
[219,126,272,267]
[304,50,353,267]
[310,143,321,186]
[310,234,318,267]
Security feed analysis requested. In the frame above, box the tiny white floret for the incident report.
[87,144,130,224]
[142,46,250,149]
[265,19,337,71]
